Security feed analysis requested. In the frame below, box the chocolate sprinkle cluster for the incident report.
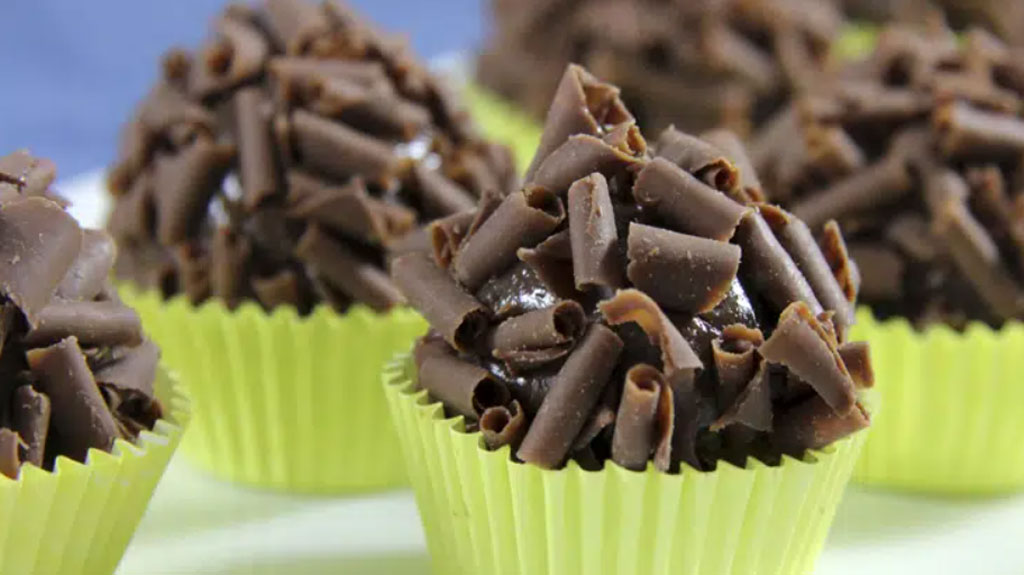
[752,22,1024,328]
[478,0,843,135]
[108,0,516,314]
[0,151,162,479]
[393,65,872,473]
[840,0,1024,46]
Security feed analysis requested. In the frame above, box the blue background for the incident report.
[0,0,486,180]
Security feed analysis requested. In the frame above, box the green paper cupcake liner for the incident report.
[851,308,1024,495]
[122,288,427,494]
[0,367,188,575]
[383,354,866,575]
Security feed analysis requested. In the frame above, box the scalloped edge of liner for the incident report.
[854,306,1024,341]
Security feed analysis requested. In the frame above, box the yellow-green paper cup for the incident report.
[0,368,188,575]
[384,354,867,575]
[122,288,426,493]
[851,309,1024,494]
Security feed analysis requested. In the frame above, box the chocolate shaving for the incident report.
[392,252,488,351]
[568,173,623,290]
[480,400,527,451]
[530,129,647,195]
[735,210,823,316]
[611,364,665,471]
[599,288,702,376]
[491,301,586,371]
[655,126,738,191]
[417,339,510,419]
[633,158,748,241]
[838,341,874,389]
[23,301,144,348]
[774,397,869,455]
[11,386,50,468]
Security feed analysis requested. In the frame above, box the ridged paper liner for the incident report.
[122,288,427,493]
[851,308,1024,494]
[384,354,866,575]
[0,367,188,575]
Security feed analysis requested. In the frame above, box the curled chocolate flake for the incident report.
[491,301,586,369]
[0,429,20,479]
[211,229,251,307]
[790,157,913,230]
[774,397,869,455]
[235,88,280,209]
[154,137,234,245]
[634,158,748,241]
[11,386,50,468]
[24,301,144,349]
[599,289,702,376]
[838,341,874,389]
[481,400,527,451]
[417,338,510,419]
[611,364,667,471]
[712,324,764,412]
[712,361,772,432]
[57,229,117,302]
[392,252,488,351]
[568,173,623,289]
[700,129,764,204]
[935,100,1024,160]
[530,129,647,195]
[296,225,403,312]
[655,126,738,191]
[735,210,823,316]
[289,177,415,245]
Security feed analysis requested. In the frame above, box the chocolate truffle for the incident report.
[393,65,872,473]
[478,0,843,135]
[107,0,517,315]
[0,150,162,478]
[752,21,1024,328]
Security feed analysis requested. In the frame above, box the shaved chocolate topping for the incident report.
[107,0,516,314]
[398,65,870,474]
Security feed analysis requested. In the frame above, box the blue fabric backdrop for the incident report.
[0,0,485,180]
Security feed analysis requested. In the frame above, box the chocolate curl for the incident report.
[626,222,740,314]
[252,269,305,310]
[391,252,489,351]
[835,81,931,125]
[655,126,738,192]
[760,302,857,414]
[24,301,143,348]
[761,205,855,338]
[821,221,860,304]
[0,197,82,326]
[791,157,913,230]
[28,337,119,462]
[154,137,234,245]
[846,244,902,302]
[108,172,153,241]
[453,187,564,290]
[568,173,623,290]
[923,168,970,214]
[934,199,1024,320]
[192,17,270,98]
[269,57,387,104]
[210,228,250,307]
[481,400,527,451]
[804,123,865,180]
[291,109,398,184]
[702,21,779,91]
[309,76,431,139]
[967,166,1024,274]
[410,163,477,218]
[416,339,510,419]
[0,430,20,479]
[57,229,117,302]
[634,158,748,241]
[173,244,212,304]
[599,289,702,376]
[935,101,1024,161]
[700,129,764,203]
[0,150,57,197]
[264,0,332,54]
[94,339,160,398]
[429,210,475,269]
[838,341,874,389]
[886,215,938,263]
[712,361,772,433]
[11,386,50,467]
[774,396,870,455]
[611,364,666,471]
[735,210,823,316]
[234,88,280,210]
[516,230,578,300]
[295,225,404,312]
[517,323,623,469]
[491,301,586,371]
[289,177,415,245]
[529,129,646,195]
[712,324,765,412]
[525,64,633,180]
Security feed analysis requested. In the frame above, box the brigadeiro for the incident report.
[384,64,872,575]
[477,0,843,135]
[751,21,1024,493]
[104,0,513,492]
[0,150,186,575]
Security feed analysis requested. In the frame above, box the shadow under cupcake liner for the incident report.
[123,287,426,494]
[384,354,866,575]
[851,308,1024,495]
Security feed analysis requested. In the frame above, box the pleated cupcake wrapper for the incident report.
[0,367,188,575]
[384,355,867,575]
[851,308,1024,495]
[122,288,427,494]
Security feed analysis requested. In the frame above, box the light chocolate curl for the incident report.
[491,301,586,372]
[417,339,510,419]
[481,400,527,451]
[634,158,748,241]
[391,252,488,351]
[735,210,823,316]
[611,364,673,471]
[567,173,623,289]
[529,128,647,195]
[656,126,738,192]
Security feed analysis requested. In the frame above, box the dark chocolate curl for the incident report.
[481,400,527,451]
[712,325,765,412]
[791,158,913,230]
[57,229,117,301]
[289,177,415,245]
[935,100,1024,160]
[517,323,623,469]
[416,339,510,419]
[656,126,738,191]
[821,221,860,304]
[525,64,632,180]
[701,129,764,203]
[411,164,477,217]
[391,252,489,351]
[491,301,585,358]
[735,211,823,316]
[154,137,234,245]
[774,397,870,455]
[428,210,475,269]
[516,230,578,299]
[235,88,280,209]
[94,339,161,398]
[292,109,398,184]
[210,229,250,307]
[568,173,623,289]
[265,0,332,54]
[761,205,855,337]
[0,197,82,326]
[12,386,50,467]
[0,429,20,479]
[530,130,646,195]
[626,222,741,314]
[838,341,874,389]
[633,158,749,241]
[24,301,144,348]
[453,187,564,290]
[295,225,404,312]
[28,337,119,462]
[611,364,664,471]
[599,288,702,376]
[712,361,772,432]
[759,302,857,414]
